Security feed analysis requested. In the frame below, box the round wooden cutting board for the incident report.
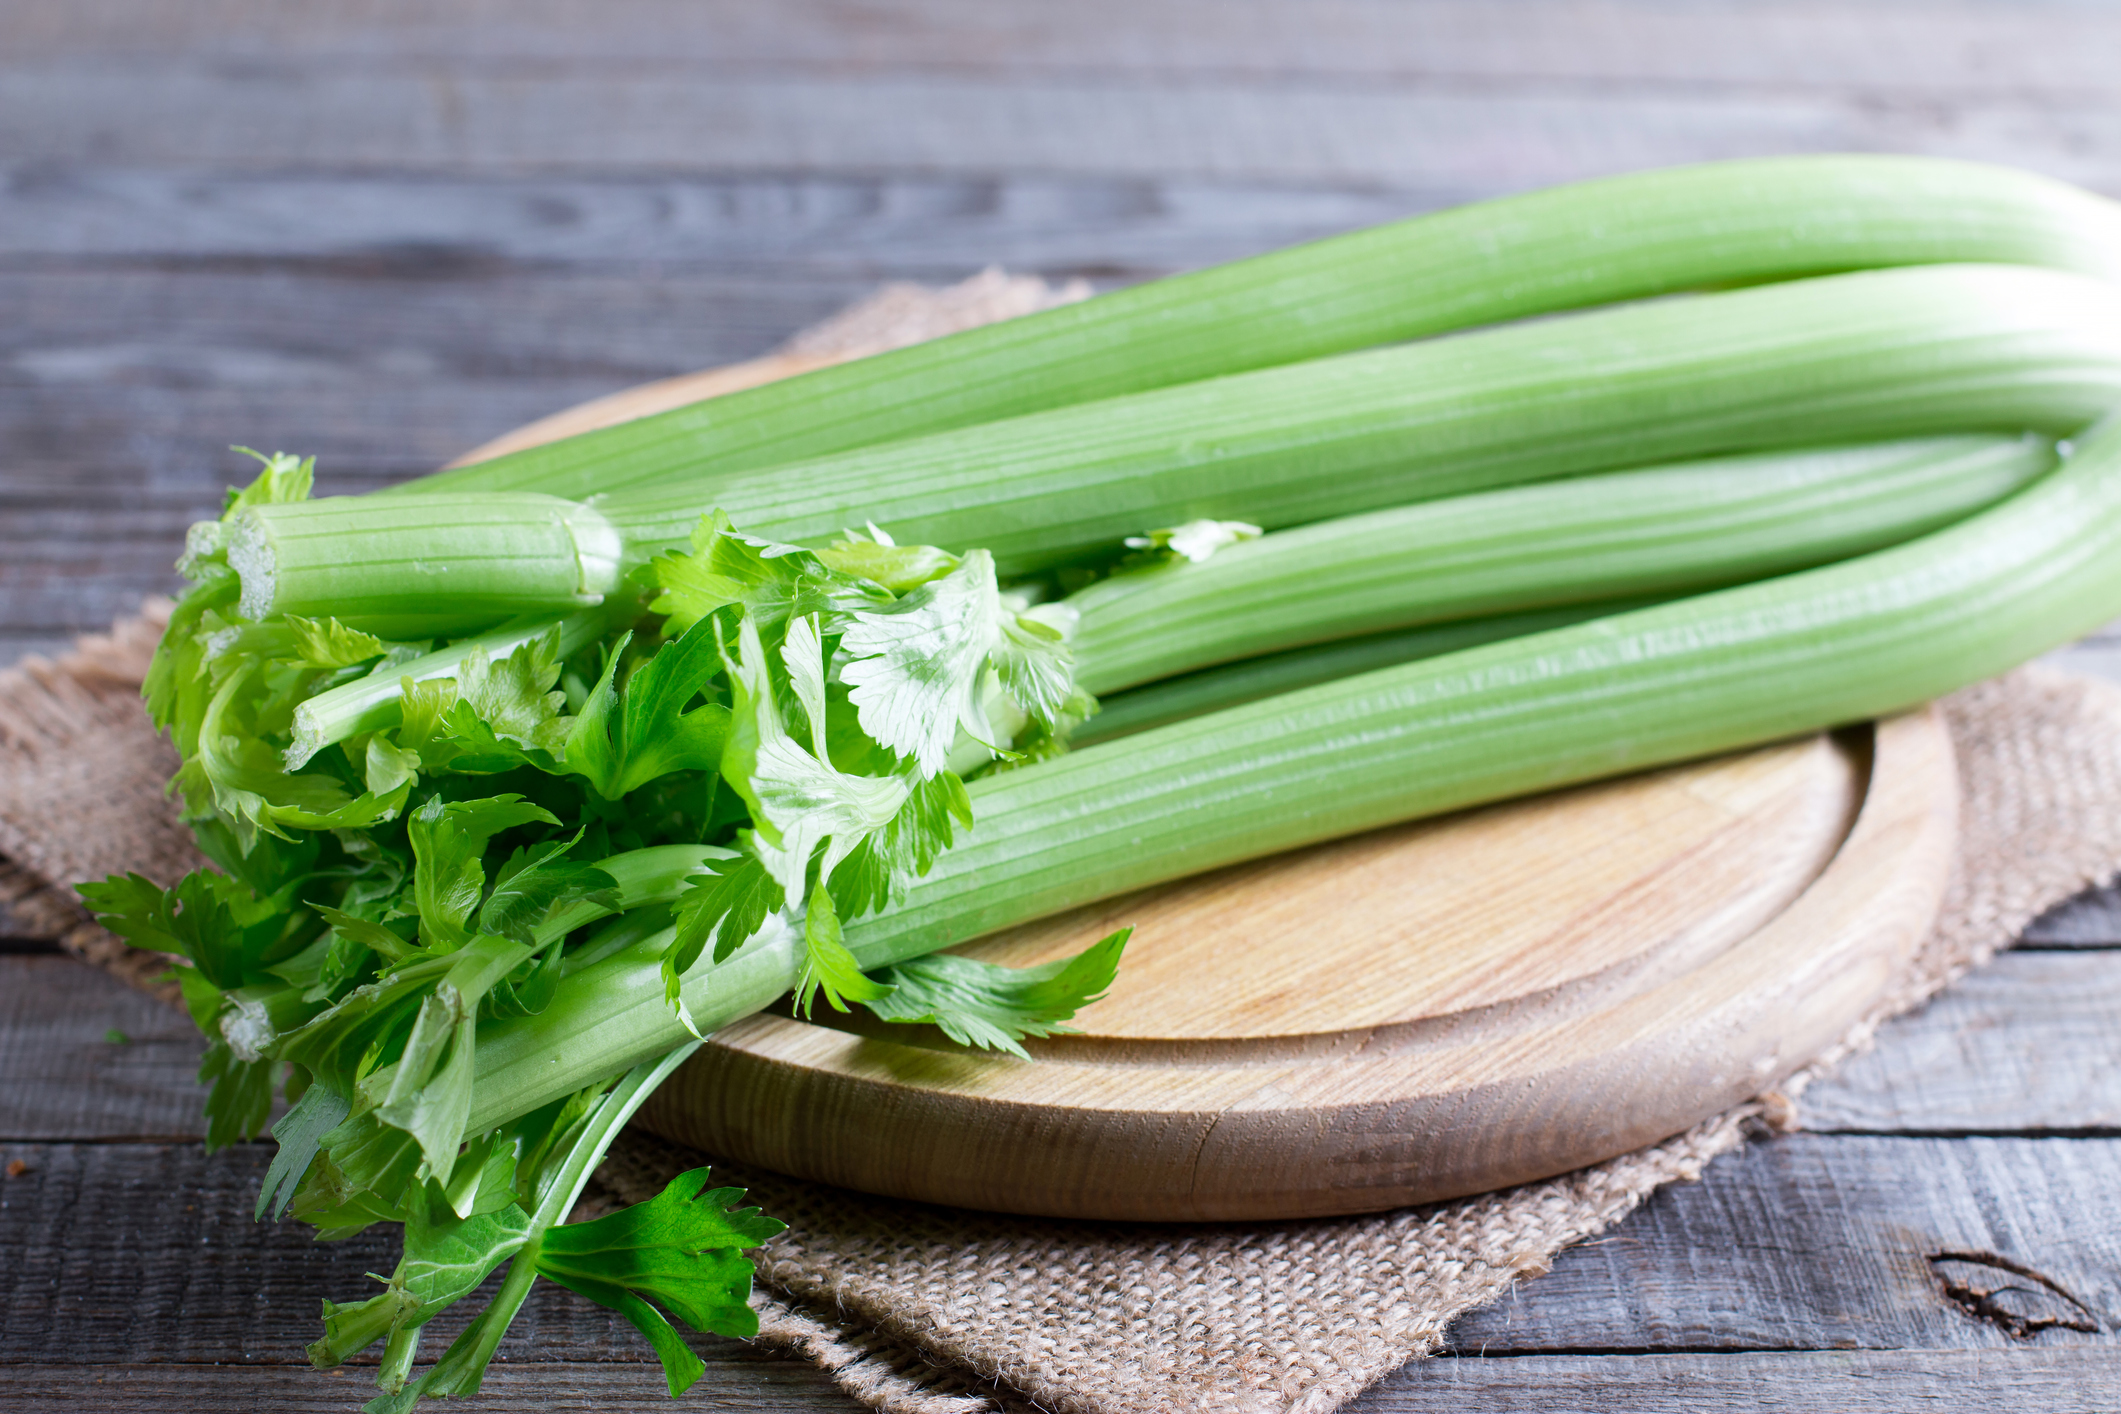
[636,712,1956,1220]
[461,323,1962,1223]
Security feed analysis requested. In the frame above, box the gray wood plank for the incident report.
[0,635,75,671]
[0,265,887,642]
[13,0,2121,98]
[0,956,207,1140]
[8,63,2121,192]
[0,168,1440,279]
[6,1134,2120,1396]
[1447,1134,2121,1355]
[0,1141,679,1368]
[10,1347,2118,1414]
[2022,882,2121,947]
[1356,1347,2121,1413]
[1800,952,2121,1134]
[0,1361,847,1412]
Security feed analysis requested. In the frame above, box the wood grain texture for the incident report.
[0,1362,836,1413]
[643,711,1957,1220]
[1364,1348,2121,1412]
[10,65,2121,193]
[2020,879,2121,947]
[1801,951,2121,1135]
[0,956,208,1141]
[14,0,2121,97]
[0,1142,656,1368]
[0,168,1436,278]
[1447,1134,2121,1354]
[3,1348,2117,1413]
[6,1134,2117,1380]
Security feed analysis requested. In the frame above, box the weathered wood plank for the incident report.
[0,268,863,420]
[0,956,206,1140]
[1799,952,2121,1134]
[1356,1347,2121,1412]
[1446,1134,2121,1354]
[0,1142,659,1367]
[0,265,886,643]
[7,65,2121,193]
[0,635,77,670]
[0,265,887,493]
[0,1360,848,1412]
[2021,881,2121,947]
[8,1130,2120,1369]
[2038,642,2121,688]
[12,0,2121,99]
[7,1346,2120,1414]
[0,169,1437,278]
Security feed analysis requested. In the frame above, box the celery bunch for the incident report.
[83,156,2121,1410]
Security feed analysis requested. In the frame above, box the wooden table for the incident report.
[6,3,2121,1408]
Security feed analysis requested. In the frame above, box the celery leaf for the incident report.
[648,510,886,640]
[536,1166,786,1394]
[478,833,618,946]
[407,795,558,951]
[257,1084,353,1221]
[448,631,571,757]
[720,614,909,903]
[284,616,392,670]
[864,927,1130,1058]
[991,602,1080,730]
[1123,518,1262,564]
[79,867,287,992]
[838,550,1004,775]
[796,884,889,1015]
[827,769,973,918]
[814,524,960,592]
[563,621,731,799]
[669,853,785,972]
[198,1038,278,1150]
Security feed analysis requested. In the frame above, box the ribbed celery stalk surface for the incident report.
[461,414,2121,1127]
[236,263,2121,623]
[407,156,2121,504]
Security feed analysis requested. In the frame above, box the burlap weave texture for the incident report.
[4,279,2119,1414]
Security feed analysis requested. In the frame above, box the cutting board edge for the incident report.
[638,707,1957,1220]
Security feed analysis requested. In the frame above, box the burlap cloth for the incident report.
[6,276,2121,1414]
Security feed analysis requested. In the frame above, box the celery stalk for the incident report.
[408,156,2121,505]
[459,413,2121,1134]
[1066,433,2053,694]
[232,263,2121,619]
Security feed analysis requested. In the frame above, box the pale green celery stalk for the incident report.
[232,264,2121,616]
[1069,601,1660,746]
[283,608,609,769]
[402,156,2121,503]
[457,416,2121,1132]
[465,919,799,1134]
[259,847,720,1066]
[228,492,625,629]
[374,1043,699,1411]
[1066,433,2054,694]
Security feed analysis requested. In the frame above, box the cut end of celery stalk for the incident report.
[231,494,630,628]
